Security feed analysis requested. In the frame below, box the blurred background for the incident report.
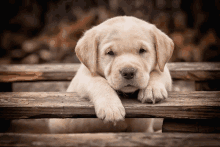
[0,0,220,65]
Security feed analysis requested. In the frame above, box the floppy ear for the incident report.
[152,26,174,72]
[75,28,98,75]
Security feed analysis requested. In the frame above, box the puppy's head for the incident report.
[75,16,174,93]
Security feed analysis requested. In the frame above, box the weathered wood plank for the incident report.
[0,64,80,82]
[162,119,220,133]
[1,91,220,119]
[168,62,220,81]
[167,62,220,71]
[0,62,220,82]
[1,133,220,147]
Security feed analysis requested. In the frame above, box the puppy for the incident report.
[49,16,174,133]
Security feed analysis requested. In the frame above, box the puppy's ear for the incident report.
[152,26,174,72]
[75,28,98,75]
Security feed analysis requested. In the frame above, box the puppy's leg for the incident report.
[49,65,126,133]
[138,65,172,104]
[49,65,125,133]
[68,65,125,123]
[135,65,171,133]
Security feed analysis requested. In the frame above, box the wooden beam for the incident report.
[1,91,220,119]
[0,62,220,82]
[1,133,220,146]
[168,62,220,80]
[0,64,80,82]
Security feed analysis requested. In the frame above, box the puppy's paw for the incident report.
[138,84,168,104]
[95,101,125,123]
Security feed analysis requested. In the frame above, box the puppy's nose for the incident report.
[120,67,137,80]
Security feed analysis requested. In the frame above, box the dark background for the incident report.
[0,0,220,64]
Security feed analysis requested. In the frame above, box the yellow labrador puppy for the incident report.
[49,16,174,133]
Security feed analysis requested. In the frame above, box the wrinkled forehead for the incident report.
[99,17,146,38]
[98,21,154,53]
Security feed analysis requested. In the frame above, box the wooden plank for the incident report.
[1,133,220,146]
[168,62,220,81]
[167,62,220,71]
[0,64,80,82]
[1,91,220,119]
[163,119,220,133]
[0,62,220,82]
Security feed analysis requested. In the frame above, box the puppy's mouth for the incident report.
[120,84,139,93]
[124,84,133,87]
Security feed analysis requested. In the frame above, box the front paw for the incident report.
[138,84,168,104]
[95,100,125,123]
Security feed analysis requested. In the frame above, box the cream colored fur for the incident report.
[49,16,174,133]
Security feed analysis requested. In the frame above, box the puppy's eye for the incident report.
[106,51,115,56]
[139,48,146,54]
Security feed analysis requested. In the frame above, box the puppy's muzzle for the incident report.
[120,67,137,80]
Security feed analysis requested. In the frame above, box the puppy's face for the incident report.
[75,16,174,93]
[97,22,156,93]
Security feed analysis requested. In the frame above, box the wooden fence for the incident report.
[0,62,220,146]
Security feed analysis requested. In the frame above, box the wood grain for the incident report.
[1,132,220,146]
[0,64,80,82]
[0,62,220,82]
[1,91,220,119]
